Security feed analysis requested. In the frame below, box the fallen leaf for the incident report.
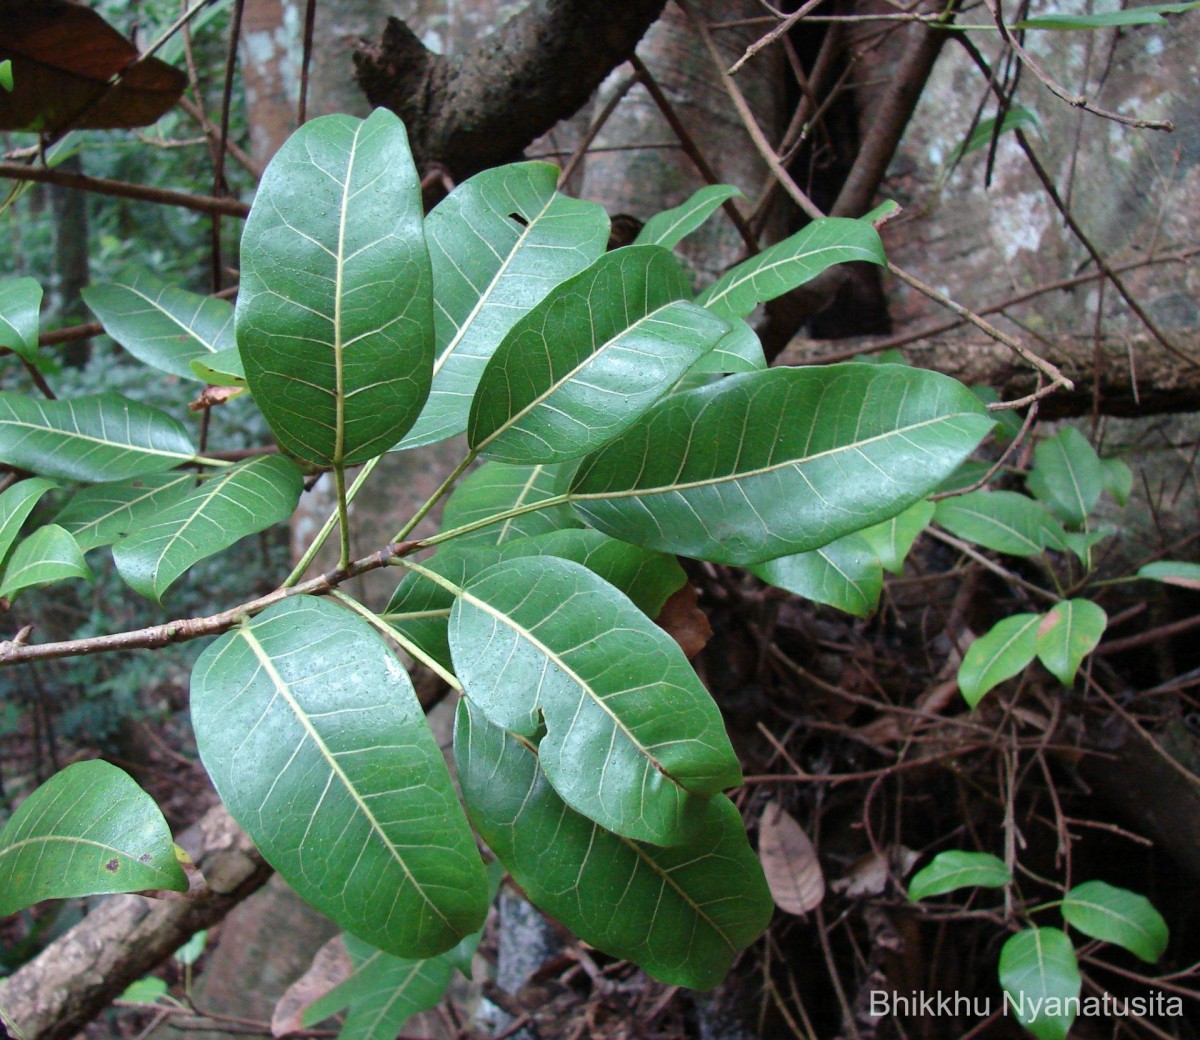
[271,935,351,1037]
[758,801,824,915]
[656,582,712,659]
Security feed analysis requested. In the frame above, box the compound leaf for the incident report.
[634,184,742,250]
[958,613,1040,708]
[998,928,1080,1040]
[752,533,882,617]
[0,277,43,361]
[0,524,91,599]
[908,850,1011,901]
[1061,881,1168,964]
[1035,599,1107,686]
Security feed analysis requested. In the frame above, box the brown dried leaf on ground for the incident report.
[758,800,825,916]
[656,582,713,660]
[271,935,351,1037]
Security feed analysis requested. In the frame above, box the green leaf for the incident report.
[1027,427,1103,527]
[191,596,487,958]
[0,524,92,600]
[908,850,1011,901]
[1016,3,1200,30]
[174,930,207,966]
[935,490,1068,557]
[634,184,742,250]
[438,461,581,549]
[188,346,246,387]
[0,391,196,482]
[112,456,303,601]
[0,277,43,361]
[859,499,934,574]
[949,107,1039,165]
[0,760,187,915]
[1100,457,1132,507]
[689,317,767,374]
[1061,528,1112,565]
[448,555,740,844]
[469,247,728,464]
[1061,881,1168,964]
[237,109,433,465]
[935,459,993,495]
[118,977,169,1004]
[1137,560,1200,590]
[55,473,195,552]
[0,60,12,92]
[400,162,609,449]
[455,701,773,989]
[570,365,994,566]
[83,272,234,381]
[0,477,58,564]
[1035,599,1107,685]
[752,533,882,617]
[998,928,1081,1040]
[696,217,885,319]
[958,613,1040,708]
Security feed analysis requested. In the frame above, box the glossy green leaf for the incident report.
[935,490,1068,557]
[438,461,581,549]
[448,555,740,844]
[1137,560,1200,589]
[55,473,194,552]
[112,456,302,601]
[634,184,742,250]
[1016,3,1199,30]
[191,596,488,958]
[455,701,773,989]
[1062,881,1168,964]
[0,524,92,599]
[908,850,1010,901]
[469,247,728,464]
[859,499,934,574]
[752,533,882,617]
[83,272,234,380]
[400,162,609,449]
[696,217,885,320]
[0,391,195,482]
[958,613,1040,708]
[570,365,994,566]
[237,109,433,465]
[690,316,767,374]
[935,459,993,495]
[189,346,246,387]
[1035,599,1107,685]
[0,477,58,563]
[1100,456,1132,507]
[385,528,685,672]
[0,760,187,915]
[1027,427,1103,527]
[998,928,1081,1040]
[0,277,43,361]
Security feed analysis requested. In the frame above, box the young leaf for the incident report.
[1100,456,1132,506]
[191,596,488,959]
[0,524,92,600]
[1061,528,1112,565]
[455,700,773,989]
[0,477,58,563]
[174,930,207,966]
[1035,599,1107,686]
[468,246,729,464]
[237,109,434,465]
[696,217,885,319]
[0,760,187,915]
[634,184,743,250]
[998,928,1081,1040]
[1061,880,1168,964]
[112,456,303,601]
[83,272,234,381]
[570,365,994,566]
[948,107,1039,166]
[908,850,1011,901]
[189,346,246,387]
[0,277,43,361]
[0,392,196,482]
[1027,427,1103,527]
[751,533,882,617]
[55,473,194,552]
[448,555,740,845]
[935,490,1068,557]
[689,316,767,374]
[399,162,609,449]
[438,461,581,549]
[1137,560,1200,590]
[958,613,1040,708]
[859,499,934,574]
[119,977,169,1004]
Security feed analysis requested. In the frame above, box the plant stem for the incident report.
[334,464,351,570]
[391,451,477,544]
[285,457,381,587]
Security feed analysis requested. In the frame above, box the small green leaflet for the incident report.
[1027,427,1103,527]
[237,109,434,465]
[570,365,994,566]
[438,461,580,548]
[55,473,195,552]
[0,477,58,563]
[174,929,207,966]
[1061,881,1168,964]
[752,533,882,618]
[83,271,234,381]
[112,455,303,601]
[0,760,187,915]
[191,596,488,959]
[455,701,773,989]
[1035,599,1106,686]
[908,850,1010,901]
[634,184,743,250]
[935,490,1068,557]
[0,277,43,361]
[448,555,741,845]
[1016,3,1200,30]
[958,613,1040,708]
[0,524,92,600]
[1137,560,1200,590]
[119,977,169,1004]
[859,499,934,574]
[0,391,196,483]
[469,246,728,464]
[998,928,1081,1040]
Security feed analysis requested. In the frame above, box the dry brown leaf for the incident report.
[832,845,920,899]
[271,935,351,1037]
[758,800,824,916]
[655,582,712,659]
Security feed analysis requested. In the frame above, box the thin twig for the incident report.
[728,0,826,76]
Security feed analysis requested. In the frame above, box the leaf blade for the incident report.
[1061,881,1168,964]
[908,850,1011,901]
[0,524,92,599]
[998,928,1081,1040]
[634,185,743,250]
[752,533,882,617]
[0,277,43,361]
[1035,599,1107,686]
[935,490,1068,557]
[958,613,1041,708]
